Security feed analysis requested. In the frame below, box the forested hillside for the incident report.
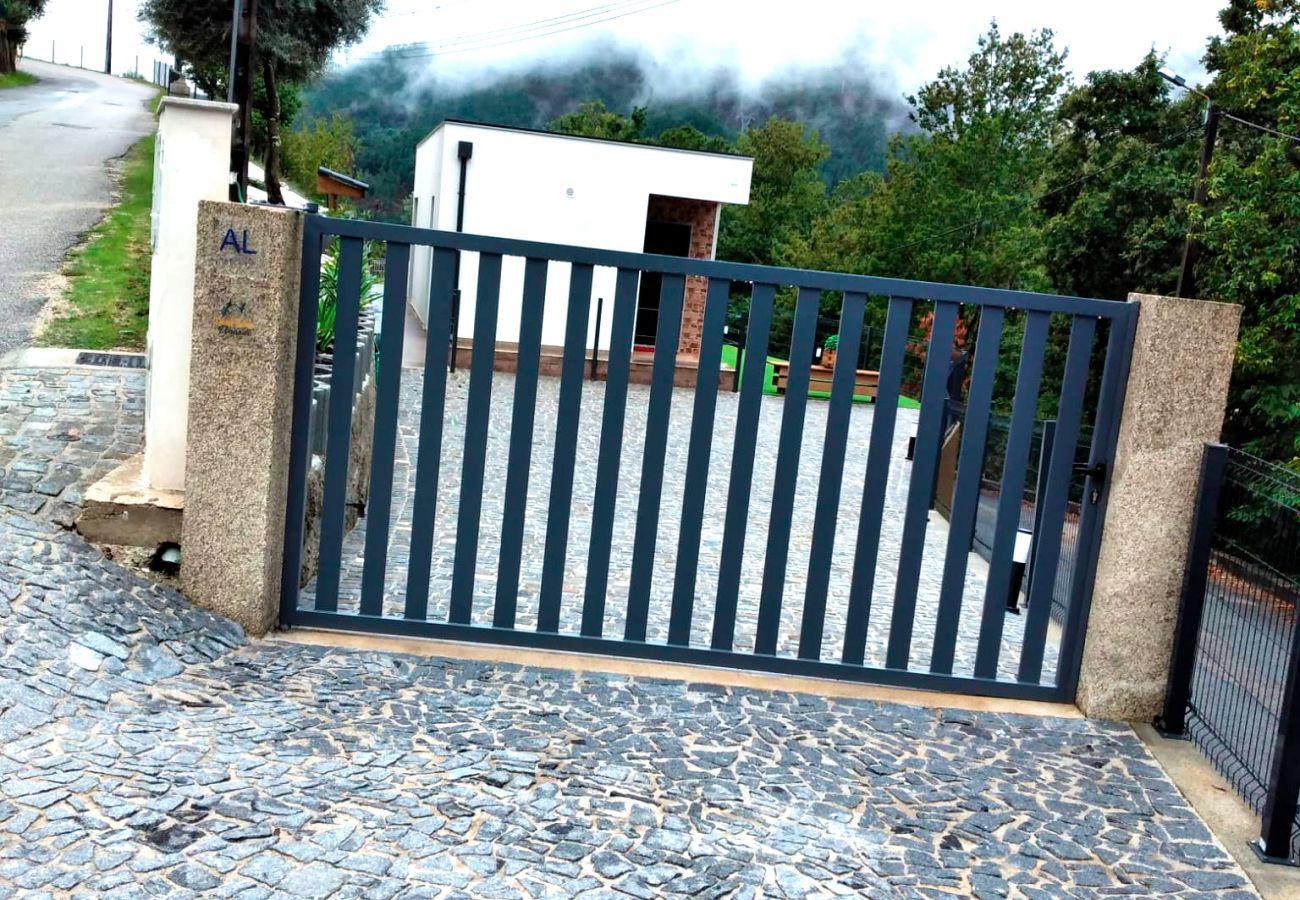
[298,40,905,212]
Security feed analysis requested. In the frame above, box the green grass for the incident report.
[719,344,921,408]
[0,71,36,89]
[39,133,155,350]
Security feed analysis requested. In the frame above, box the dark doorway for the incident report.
[635,221,692,347]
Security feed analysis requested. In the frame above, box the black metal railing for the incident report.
[1159,443,1300,863]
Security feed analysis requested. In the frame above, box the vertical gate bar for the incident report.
[590,296,603,381]
[312,237,365,613]
[754,286,821,656]
[448,253,504,624]
[580,269,640,637]
[358,242,411,617]
[884,301,959,669]
[1017,314,1098,683]
[537,263,595,633]
[623,272,687,641]
[1056,307,1138,698]
[493,258,549,629]
[280,213,324,622]
[667,277,731,646]
[842,297,913,665]
[798,291,867,660]
[402,246,457,620]
[711,283,776,650]
[929,306,1005,673]
[1259,597,1300,860]
[974,311,1050,677]
[1025,419,1056,603]
[1154,443,1228,736]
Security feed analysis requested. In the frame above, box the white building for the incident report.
[408,120,753,360]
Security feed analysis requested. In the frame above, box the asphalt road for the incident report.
[0,59,156,355]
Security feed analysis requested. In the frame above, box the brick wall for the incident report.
[645,195,718,356]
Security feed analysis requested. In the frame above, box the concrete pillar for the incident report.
[181,201,304,636]
[1076,293,1242,720]
[143,97,238,493]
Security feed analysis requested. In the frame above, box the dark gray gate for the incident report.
[280,213,1136,702]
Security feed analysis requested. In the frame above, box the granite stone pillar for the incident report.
[1076,293,1241,720]
[181,201,304,636]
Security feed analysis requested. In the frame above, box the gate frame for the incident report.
[277,212,1139,704]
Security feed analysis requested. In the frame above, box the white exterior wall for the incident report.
[407,122,753,351]
[143,98,237,492]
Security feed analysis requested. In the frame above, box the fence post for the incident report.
[181,201,305,637]
[1076,294,1240,719]
[1154,442,1228,736]
[1258,617,1300,861]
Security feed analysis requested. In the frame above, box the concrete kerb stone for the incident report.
[1077,292,1242,721]
[180,201,303,636]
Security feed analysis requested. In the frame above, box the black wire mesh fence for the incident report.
[1176,447,1300,862]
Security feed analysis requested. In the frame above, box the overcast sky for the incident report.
[27,0,1224,96]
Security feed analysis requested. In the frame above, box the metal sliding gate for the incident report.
[280,213,1136,702]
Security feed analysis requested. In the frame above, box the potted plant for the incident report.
[822,334,839,369]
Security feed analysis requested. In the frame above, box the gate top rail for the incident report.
[308,215,1132,319]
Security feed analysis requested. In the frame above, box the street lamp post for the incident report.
[104,0,113,74]
[1160,67,1220,300]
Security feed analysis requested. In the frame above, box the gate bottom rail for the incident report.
[284,609,1068,703]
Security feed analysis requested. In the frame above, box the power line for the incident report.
[352,0,680,62]
[883,123,1204,256]
[385,0,642,47]
[1222,111,1300,144]
[379,0,637,40]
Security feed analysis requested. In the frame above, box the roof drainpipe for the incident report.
[450,140,472,373]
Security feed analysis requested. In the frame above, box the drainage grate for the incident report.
[75,352,146,369]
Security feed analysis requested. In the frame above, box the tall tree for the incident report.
[717,117,829,267]
[1197,0,1300,462]
[0,0,47,75]
[788,22,1068,291]
[1039,54,1201,301]
[139,0,383,202]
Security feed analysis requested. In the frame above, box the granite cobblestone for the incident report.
[0,367,144,526]
[0,364,1259,897]
[0,548,1259,897]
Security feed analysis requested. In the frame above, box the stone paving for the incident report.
[302,370,1060,684]
[0,366,144,526]
[0,360,1261,897]
[0,511,1259,897]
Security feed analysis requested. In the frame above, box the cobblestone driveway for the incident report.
[304,370,1059,683]
[0,366,143,525]
[0,363,1259,897]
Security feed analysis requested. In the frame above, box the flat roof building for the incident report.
[408,120,754,360]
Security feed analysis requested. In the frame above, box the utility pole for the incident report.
[1175,104,1220,299]
[228,0,257,203]
[104,0,113,74]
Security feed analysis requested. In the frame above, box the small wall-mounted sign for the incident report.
[219,226,258,256]
[215,299,254,335]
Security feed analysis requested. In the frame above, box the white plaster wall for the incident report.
[143,98,237,492]
[407,122,753,351]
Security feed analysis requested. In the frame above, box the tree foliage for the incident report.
[281,111,357,199]
[139,0,382,201]
[1197,0,1300,461]
[0,0,47,74]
